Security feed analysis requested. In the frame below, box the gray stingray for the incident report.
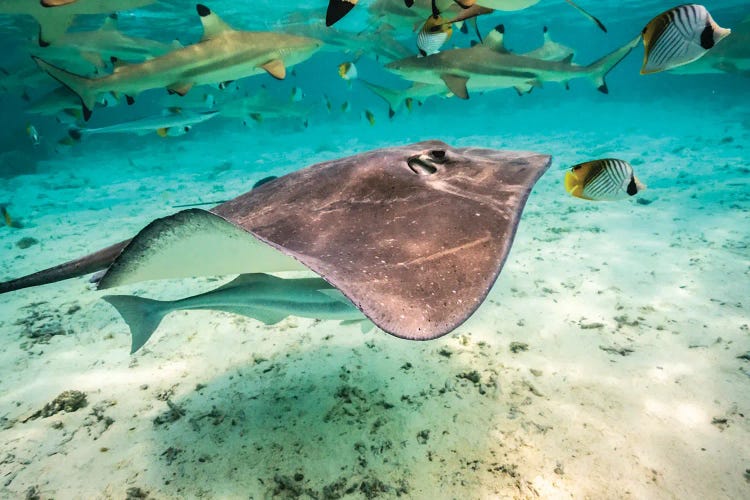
[0,140,550,341]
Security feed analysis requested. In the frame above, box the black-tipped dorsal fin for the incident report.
[196,4,234,41]
[483,24,508,53]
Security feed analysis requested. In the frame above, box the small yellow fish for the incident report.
[565,159,645,201]
[365,110,375,126]
[641,4,730,75]
[338,61,357,81]
[1,206,22,228]
[418,14,452,57]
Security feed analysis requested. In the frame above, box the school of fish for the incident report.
[0,1,738,204]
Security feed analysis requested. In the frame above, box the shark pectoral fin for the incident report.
[81,51,105,69]
[261,59,286,80]
[561,54,574,65]
[97,209,308,290]
[156,127,169,137]
[196,4,235,40]
[440,74,469,99]
[167,82,194,96]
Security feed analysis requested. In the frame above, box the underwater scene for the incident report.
[0,0,749,498]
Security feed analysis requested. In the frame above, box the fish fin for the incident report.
[196,4,234,40]
[326,0,357,27]
[81,51,105,69]
[125,95,135,105]
[248,308,288,326]
[440,74,469,99]
[561,54,574,65]
[167,82,193,96]
[32,56,96,121]
[483,24,508,53]
[340,318,374,333]
[214,273,283,292]
[102,295,169,353]
[156,127,169,137]
[260,59,286,80]
[360,79,406,114]
[97,209,306,289]
[564,0,606,33]
[34,9,74,45]
[100,14,118,31]
[586,35,640,92]
[564,171,589,199]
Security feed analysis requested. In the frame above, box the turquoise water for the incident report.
[0,1,748,498]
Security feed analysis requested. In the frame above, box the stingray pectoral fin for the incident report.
[97,209,308,289]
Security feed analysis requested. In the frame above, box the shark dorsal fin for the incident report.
[100,14,118,31]
[483,24,508,53]
[196,4,234,41]
[215,273,283,292]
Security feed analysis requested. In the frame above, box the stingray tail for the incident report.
[103,295,170,354]
[585,35,641,94]
[32,56,98,121]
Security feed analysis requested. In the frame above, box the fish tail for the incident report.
[564,171,583,197]
[360,80,403,117]
[32,56,98,121]
[102,295,169,353]
[585,35,641,94]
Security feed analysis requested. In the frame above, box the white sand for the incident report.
[0,98,748,499]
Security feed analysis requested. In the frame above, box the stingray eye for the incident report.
[430,150,446,161]
[407,155,439,175]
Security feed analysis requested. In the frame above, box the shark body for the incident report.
[32,4,322,120]
[386,30,640,97]
[103,273,367,353]
[0,0,155,45]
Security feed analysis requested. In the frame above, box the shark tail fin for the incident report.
[32,56,97,121]
[103,295,169,354]
[360,80,403,117]
[585,35,641,94]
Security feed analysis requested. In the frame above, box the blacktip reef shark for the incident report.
[0,141,551,352]
[33,14,178,71]
[0,0,155,46]
[328,0,605,32]
[385,26,640,97]
[32,4,323,121]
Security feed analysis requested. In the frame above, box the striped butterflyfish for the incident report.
[641,4,730,75]
[417,15,453,57]
[565,159,645,201]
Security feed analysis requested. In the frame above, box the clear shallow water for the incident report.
[0,1,748,499]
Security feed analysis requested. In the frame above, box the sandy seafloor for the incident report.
[1,38,749,500]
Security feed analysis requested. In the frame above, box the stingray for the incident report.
[0,140,550,341]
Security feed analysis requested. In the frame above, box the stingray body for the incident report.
[0,141,550,342]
